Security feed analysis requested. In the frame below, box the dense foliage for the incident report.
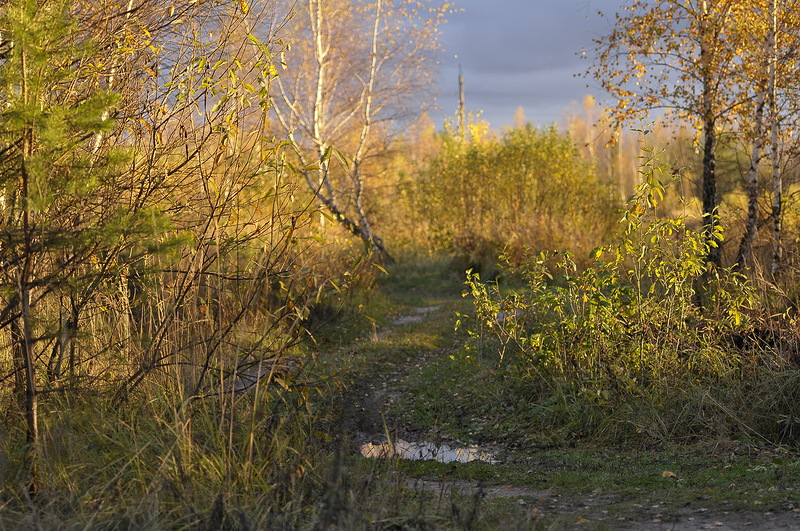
[463,138,800,445]
[0,0,362,516]
[403,124,618,274]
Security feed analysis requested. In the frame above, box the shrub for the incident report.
[460,133,800,444]
[406,123,619,270]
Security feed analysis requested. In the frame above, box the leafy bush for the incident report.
[460,135,800,443]
[406,123,619,273]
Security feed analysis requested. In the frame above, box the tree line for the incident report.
[589,0,800,273]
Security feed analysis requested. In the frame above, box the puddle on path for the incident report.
[360,439,497,464]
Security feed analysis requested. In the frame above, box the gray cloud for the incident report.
[432,0,621,128]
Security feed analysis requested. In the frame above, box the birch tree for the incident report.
[736,0,776,270]
[769,0,782,274]
[272,0,449,261]
[590,0,745,265]
[732,0,800,272]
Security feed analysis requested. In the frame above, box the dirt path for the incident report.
[345,304,448,444]
[408,476,800,530]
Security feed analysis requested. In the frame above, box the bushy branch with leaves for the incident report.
[463,132,758,401]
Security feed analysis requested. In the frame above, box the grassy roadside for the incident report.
[320,252,800,529]
[1,251,799,529]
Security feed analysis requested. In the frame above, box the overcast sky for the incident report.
[431,0,623,129]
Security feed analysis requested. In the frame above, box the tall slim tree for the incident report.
[736,1,774,270]
[0,0,137,492]
[590,0,744,265]
[729,0,800,272]
[272,0,449,261]
[767,0,782,274]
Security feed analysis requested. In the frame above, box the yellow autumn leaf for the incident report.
[662,471,678,479]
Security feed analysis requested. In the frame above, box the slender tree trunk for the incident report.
[67,297,79,377]
[19,265,38,494]
[769,0,782,275]
[698,0,721,267]
[20,165,39,497]
[458,65,466,141]
[47,297,69,381]
[736,85,766,271]
[699,22,720,266]
[770,132,782,275]
[19,40,39,497]
[701,113,720,266]
[349,0,392,263]
[10,310,25,411]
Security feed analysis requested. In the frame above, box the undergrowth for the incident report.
[462,133,800,447]
[0,365,488,530]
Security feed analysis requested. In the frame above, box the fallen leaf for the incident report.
[662,471,678,479]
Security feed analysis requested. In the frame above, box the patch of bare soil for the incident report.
[371,305,441,339]
[389,305,440,326]
[407,478,800,529]
[614,508,800,530]
[345,305,444,440]
[406,478,553,500]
